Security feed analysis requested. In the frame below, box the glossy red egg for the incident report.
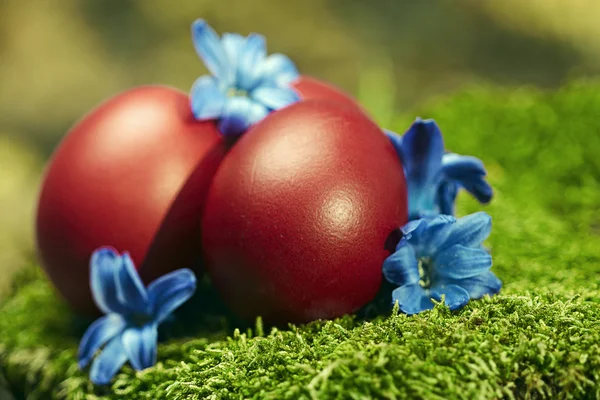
[292,75,366,113]
[201,100,408,324]
[36,85,228,315]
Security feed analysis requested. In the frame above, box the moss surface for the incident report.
[1,80,600,399]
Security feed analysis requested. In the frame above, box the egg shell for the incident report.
[292,76,366,113]
[35,85,228,315]
[201,100,408,324]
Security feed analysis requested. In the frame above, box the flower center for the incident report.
[129,312,153,328]
[227,87,248,98]
[418,257,433,289]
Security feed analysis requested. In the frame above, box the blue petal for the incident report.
[382,244,420,286]
[436,181,459,216]
[401,119,445,218]
[121,323,158,371]
[384,130,404,165]
[455,271,502,299]
[218,96,269,136]
[221,33,246,68]
[434,244,493,280]
[459,178,494,204]
[90,247,127,315]
[439,211,492,250]
[89,335,128,386]
[191,19,230,81]
[115,253,148,315]
[78,314,126,369]
[259,53,300,87]
[391,284,434,315]
[251,85,299,110]
[236,33,267,91]
[415,215,456,257]
[399,218,426,240]
[400,215,456,258]
[441,153,486,180]
[190,75,227,120]
[401,118,445,183]
[148,269,197,324]
[442,153,493,203]
[430,283,470,310]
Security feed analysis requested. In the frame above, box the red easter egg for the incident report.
[36,85,228,315]
[292,76,365,112]
[201,100,408,324]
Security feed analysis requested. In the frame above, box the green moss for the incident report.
[2,79,600,399]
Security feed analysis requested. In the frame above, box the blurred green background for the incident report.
[1,0,599,296]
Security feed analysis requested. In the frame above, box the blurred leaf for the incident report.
[0,136,43,297]
[470,0,600,63]
[357,53,396,128]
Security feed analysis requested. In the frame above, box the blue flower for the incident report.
[78,247,196,385]
[383,212,502,315]
[385,118,493,219]
[190,19,301,136]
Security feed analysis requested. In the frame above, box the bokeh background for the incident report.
[1,0,599,296]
